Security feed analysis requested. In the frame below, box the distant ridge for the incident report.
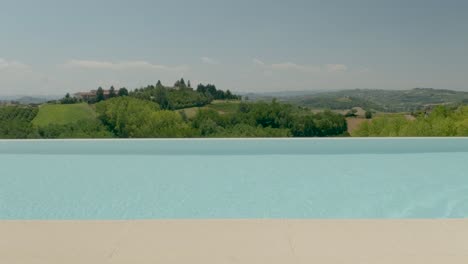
[0,95,59,104]
[247,88,468,112]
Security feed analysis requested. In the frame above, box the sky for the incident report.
[1,0,468,96]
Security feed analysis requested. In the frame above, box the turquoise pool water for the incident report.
[1,139,468,219]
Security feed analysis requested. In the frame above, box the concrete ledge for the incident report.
[1,219,468,263]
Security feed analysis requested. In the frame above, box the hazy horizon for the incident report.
[1,0,468,96]
[3,87,468,100]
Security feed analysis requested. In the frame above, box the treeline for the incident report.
[37,120,113,138]
[196,84,240,100]
[353,105,468,136]
[131,81,211,110]
[95,97,193,137]
[95,97,348,138]
[61,79,240,110]
[130,80,239,110]
[0,97,349,138]
[61,86,130,104]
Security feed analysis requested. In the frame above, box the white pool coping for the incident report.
[1,219,467,264]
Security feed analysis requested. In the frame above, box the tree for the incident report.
[38,119,114,138]
[156,80,163,88]
[155,87,170,109]
[60,93,77,104]
[187,80,191,88]
[95,97,160,137]
[291,115,318,137]
[226,90,232,99]
[95,97,194,138]
[196,83,238,100]
[196,84,206,93]
[365,110,373,119]
[96,87,105,102]
[130,83,212,110]
[313,110,348,136]
[118,87,129,97]
[109,86,116,98]
[175,78,187,89]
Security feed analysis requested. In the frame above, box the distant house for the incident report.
[74,91,96,101]
[74,89,117,101]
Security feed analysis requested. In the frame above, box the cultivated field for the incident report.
[32,103,97,127]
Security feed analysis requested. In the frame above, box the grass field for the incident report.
[32,103,97,127]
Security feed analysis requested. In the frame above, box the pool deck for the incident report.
[1,219,468,263]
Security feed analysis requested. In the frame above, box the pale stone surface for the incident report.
[1,220,468,263]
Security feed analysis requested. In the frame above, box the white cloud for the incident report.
[0,60,54,96]
[62,60,189,72]
[201,57,219,65]
[253,59,348,73]
[326,64,348,72]
[270,62,321,72]
[357,67,371,73]
[252,58,265,66]
[0,58,30,71]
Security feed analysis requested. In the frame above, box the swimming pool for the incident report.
[1,138,468,219]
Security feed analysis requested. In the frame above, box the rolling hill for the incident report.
[249,88,468,112]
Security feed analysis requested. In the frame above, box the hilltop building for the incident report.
[74,89,117,101]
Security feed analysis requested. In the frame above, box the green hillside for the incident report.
[32,103,97,127]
